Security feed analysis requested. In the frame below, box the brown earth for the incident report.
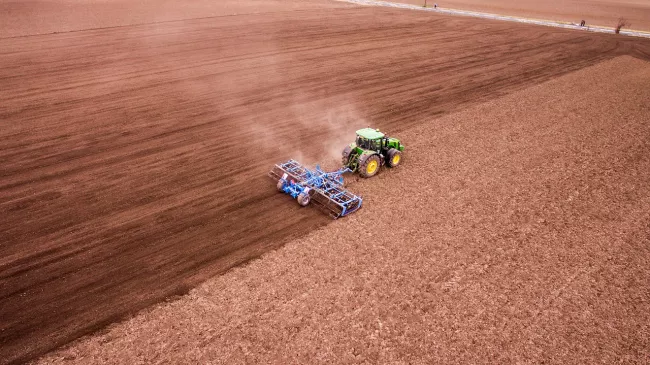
[393,0,650,31]
[0,0,354,38]
[36,54,650,365]
[2,2,650,365]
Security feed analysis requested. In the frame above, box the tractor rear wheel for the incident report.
[359,154,381,178]
[277,179,285,192]
[386,148,402,168]
[342,145,353,165]
[297,192,311,206]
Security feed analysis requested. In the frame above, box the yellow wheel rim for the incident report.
[392,154,401,165]
[367,160,378,174]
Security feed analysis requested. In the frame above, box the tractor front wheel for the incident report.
[359,154,381,178]
[386,148,402,168]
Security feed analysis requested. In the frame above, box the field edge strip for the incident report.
[337,0,650,39]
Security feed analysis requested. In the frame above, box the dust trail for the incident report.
[248,99,367,171]
[289,97,368,170]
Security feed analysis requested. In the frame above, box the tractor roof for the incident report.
[356,128,384,140]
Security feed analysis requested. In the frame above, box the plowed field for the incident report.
[1,1,650,364]
[37,54,650,365]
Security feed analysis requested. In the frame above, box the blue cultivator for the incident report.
[269,159,363,219]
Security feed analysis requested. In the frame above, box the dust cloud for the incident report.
[290,98,368,169]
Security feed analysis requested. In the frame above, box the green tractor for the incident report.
[342,128,405,178]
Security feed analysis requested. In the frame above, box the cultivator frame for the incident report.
[269,159,363,219]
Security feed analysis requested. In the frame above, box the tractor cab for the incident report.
[355,128,385,152]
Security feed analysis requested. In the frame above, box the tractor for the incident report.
[342,128,404,178]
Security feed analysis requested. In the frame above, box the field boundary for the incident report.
[338,0,650,39]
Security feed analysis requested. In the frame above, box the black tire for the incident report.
[297,192,311,206]
[359,154,381,178]
[342,145,353,165]
[386,148,402,168]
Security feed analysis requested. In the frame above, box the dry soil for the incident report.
[36,55,650,365]
[1,1,650,364]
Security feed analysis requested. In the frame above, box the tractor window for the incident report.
[356,136,370,149]
[356,137,383,150]
[370,139,380,150]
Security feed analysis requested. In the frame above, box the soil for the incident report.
[1,1,650,364]
[35,54,650,365]
[0,0,354,38]
[392,0,650,31]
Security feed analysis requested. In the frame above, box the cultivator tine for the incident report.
[311,192,345,219]
[269,166,284,181]
[311,189,362,219]
[268,159,308,183]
